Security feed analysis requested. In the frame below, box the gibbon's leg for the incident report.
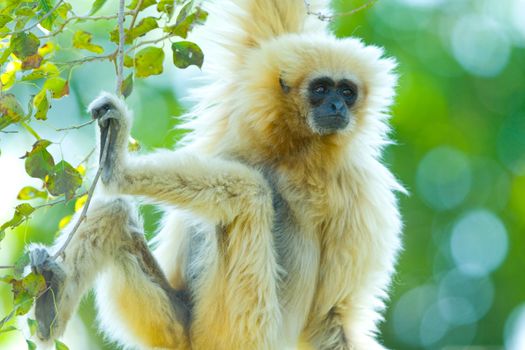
[30,197,191,349]
[304,310,350,350]
[89,93,282,349]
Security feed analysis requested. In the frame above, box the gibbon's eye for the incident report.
[314,85,328,94]
[341,88,354,97]
[338,81,358,105]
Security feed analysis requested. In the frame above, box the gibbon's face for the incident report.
[304,76,358,135]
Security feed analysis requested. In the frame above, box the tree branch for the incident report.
[56,119,95,132]
[128,0,145,33]
[52,129,110,261]
[39,12,134,39]
[116,0,127,95]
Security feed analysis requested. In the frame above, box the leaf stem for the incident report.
[20,121,41,140]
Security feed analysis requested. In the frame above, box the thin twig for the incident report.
[0,265,15,269]
[34,191,88,210]
[5,0,64,35]
[0,130,18,134]
[52,129,110,261]
[39,12,134,39]
[126,33,173,54]
[304,0,377,21]
[336,0,378,17]
[56,119,95,131]
[55,53,116,68]
[128,0,145,33]
[116,0,126,95]
[77,147,96,167]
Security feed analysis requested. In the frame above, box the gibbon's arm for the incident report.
[89,93,271,224]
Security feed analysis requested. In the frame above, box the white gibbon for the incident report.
[29,0,403,349]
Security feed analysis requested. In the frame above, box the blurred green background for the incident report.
[1,0,524,349]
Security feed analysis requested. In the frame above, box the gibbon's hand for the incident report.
[30,247,66,341]
[88,93,131,185]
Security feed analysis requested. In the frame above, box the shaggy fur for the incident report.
[29,0,403,349]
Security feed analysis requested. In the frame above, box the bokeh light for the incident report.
[416,147,472,211]
[450,210,508,277]
[450,14,511,77]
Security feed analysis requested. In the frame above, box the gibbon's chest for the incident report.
[263,168,354,337]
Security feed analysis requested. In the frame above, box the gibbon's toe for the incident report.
[29,247,67,340]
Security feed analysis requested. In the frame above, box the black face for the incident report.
[307,77,358,134]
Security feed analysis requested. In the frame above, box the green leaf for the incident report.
[134,46,164,78]
[130,17,158,41]
[38,0,57,31]
[157,0,175,18]
[55,340,70,350]
[171,41,204,69]
[14,252,30,279]
[46,160,83,200]
[89,0,108,15]
[10,32,40,60]
[0,94,26,130]
[56,2,72,19]
[123,55,134,67]
[16,203,35,217]
[73,30,104,54]
[27,340,37,350]
[34,89,50,120]
[0,46,12,65]
[23,139,55,180]
[127,0,157,11]
[17,186,47,200]
[0,204,35,235]
[110,17,158,44]
[166,4,207,39]
[27,319,37,337]
[0,14,12,27]
[0,325,17,334]
[22,62,60,81]
[43,77,69,98]
[121,73,133,98]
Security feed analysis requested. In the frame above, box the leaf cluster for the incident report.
[0,0,208,347]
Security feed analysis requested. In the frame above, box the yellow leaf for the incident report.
[38,42,56,57]
[75,195,88,212]
[76,164,86,177]
[1,61,21,91]
[58,215,72,230]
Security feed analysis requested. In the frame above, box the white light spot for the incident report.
[451,15,511,77]
[450,210,508,277]
[416,147,471,211]
[505,304,525,350]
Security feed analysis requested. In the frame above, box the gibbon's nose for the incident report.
[330,99,346,115]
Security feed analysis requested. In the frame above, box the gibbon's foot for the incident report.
[29,247,66,341]
[88,93,129,185]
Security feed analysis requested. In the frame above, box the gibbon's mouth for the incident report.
[313,114,350,134]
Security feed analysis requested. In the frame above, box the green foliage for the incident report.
[73,30,104,54]
[0,0,208,346]
[172,41,204,69]
[134,46,165,77]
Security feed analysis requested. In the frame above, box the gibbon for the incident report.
[29,0,403,349]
